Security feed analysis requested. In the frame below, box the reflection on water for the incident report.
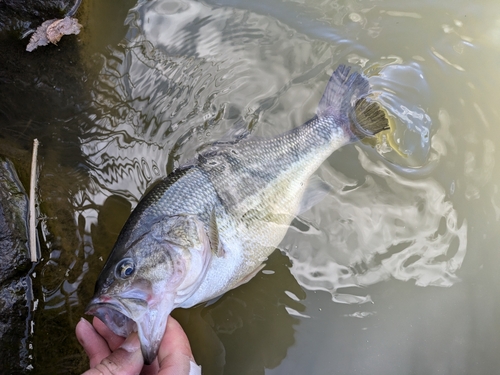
[286,149,467,303]
[15,0,500,373]
[369,63,433,169]
[75,0,473,372]
[68,1,472,373]
[79,0,468,304]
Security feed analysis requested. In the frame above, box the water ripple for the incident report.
[368,62,434,170]
[76,0,468,309]
[79,0,338,207]
[285,148,467,302]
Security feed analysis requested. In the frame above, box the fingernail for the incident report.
[120,332,140,353]
[79,317,91,326]
[76,317,92,333]
[190,360,202,375]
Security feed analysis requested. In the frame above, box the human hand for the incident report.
[76,316,200,375]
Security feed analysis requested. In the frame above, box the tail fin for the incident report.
[318,65,389,139]
[350,97,390,138]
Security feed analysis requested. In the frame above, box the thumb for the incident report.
[81,332,144,375]
[158,317,200,375]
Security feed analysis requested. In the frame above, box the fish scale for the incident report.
[86,65,389,364]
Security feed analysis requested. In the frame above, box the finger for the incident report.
[76,318,112,368]
[157,317,196,375]
[93,317,126,351]
[161,317,194,359]
[81,332,144,375]
[91,316,162,375]
[158,351,192,375]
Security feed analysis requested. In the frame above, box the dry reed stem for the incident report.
[29,139,39,262]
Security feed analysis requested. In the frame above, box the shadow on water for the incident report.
[175,250,305,375]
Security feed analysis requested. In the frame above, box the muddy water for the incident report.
[10,0,500,373]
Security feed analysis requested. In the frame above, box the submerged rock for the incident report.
[0,156,32,373]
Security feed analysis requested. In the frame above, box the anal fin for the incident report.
[297,175,332,215]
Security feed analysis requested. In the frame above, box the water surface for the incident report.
[10,0,500,373]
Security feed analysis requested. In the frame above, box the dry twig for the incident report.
[29,139,39,262]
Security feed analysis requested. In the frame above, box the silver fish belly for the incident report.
[86,65,389,364]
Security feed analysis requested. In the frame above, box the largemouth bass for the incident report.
[86,65,389,364]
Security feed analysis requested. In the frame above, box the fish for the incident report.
[85,65,389,364]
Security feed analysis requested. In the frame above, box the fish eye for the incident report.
[116,259,135,279]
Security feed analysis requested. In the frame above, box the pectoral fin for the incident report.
[209,209,225,257]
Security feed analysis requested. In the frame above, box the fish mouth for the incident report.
[85,294,174,365]
[85,298,140,338]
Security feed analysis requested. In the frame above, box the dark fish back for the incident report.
[95,166,218,292]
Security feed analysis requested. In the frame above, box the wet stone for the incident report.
[0,156,32,373]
